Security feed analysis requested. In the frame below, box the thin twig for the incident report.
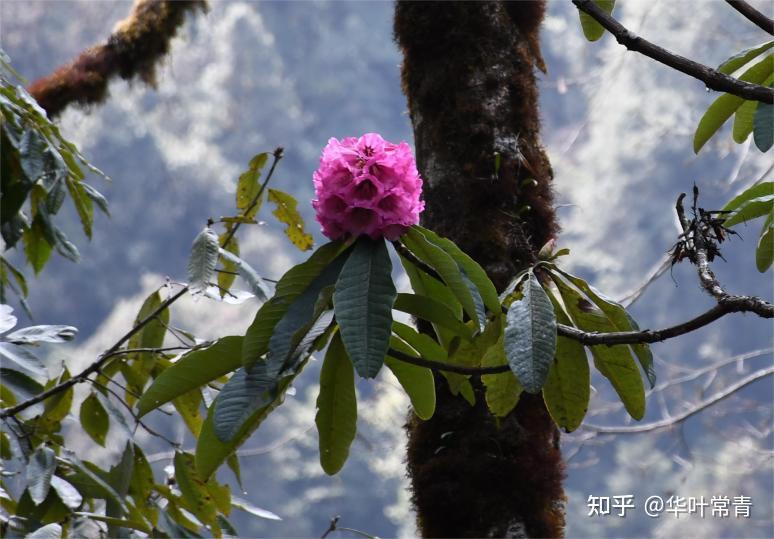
[581,366,774,433]
[572,0,774,103]
[725,0,774,34]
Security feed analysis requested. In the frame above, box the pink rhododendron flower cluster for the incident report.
[312,133,424,241]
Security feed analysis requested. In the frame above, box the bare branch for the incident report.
[581,365,774,434]
[572,0,774,104]
[725,0,774,35]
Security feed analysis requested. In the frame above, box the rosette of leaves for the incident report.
[139,225,653,479]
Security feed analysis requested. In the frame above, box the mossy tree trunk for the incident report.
[394,2,565,537]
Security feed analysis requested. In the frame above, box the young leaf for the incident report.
[26,446,56,505]
[315,333,357,475]
[402,227,481,329]
[23,216,53,274]
[236,153,269,218]
[80,392,109,447]
[753,102,773,152]
[503,273,556,394]
[385,339,435,420]
[267,188,313,251]
[578,0,615,42]
[187,226,219,294]
[138,336,243,417]
[694,56,773,153]
[333,237,396,378]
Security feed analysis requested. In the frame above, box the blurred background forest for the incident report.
[1,0,772,536]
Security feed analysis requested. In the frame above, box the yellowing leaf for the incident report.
[268,188,313,251]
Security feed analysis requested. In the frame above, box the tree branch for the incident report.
[581,365,774,433]
[572,0,774,104]
[28,0,207,117]
[725,0,774,35]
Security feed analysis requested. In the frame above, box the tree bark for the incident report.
[394,2,565,537]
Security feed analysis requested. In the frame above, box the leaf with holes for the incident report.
[268,188,313,251]
[236,153,269,218]
[503,272,556,394]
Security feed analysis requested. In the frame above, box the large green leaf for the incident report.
[413,225,501,315]
[333,237,396,378]
[138,337,243,417]
[386,337,436,420]
[718,41,774,75]
[542,289,590,432]
[267,188,313,251]
[392,293,472,340]
[187,226,219,294]
[392,321,447,362]
[315,333,357,475]
[242,241,348,367]
[551,276,645,420]
[196,360,305,480]
[503,272,556,394]
[753,101,773,152]
[80,392,109,447]
[578,0,615,42]
[549,265,655,388]
[402,227,480,329]
[694,56,773,153]
[22,215,53,275]
[26,446,56,505]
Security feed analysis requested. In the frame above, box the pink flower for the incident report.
[312,133,425,241]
